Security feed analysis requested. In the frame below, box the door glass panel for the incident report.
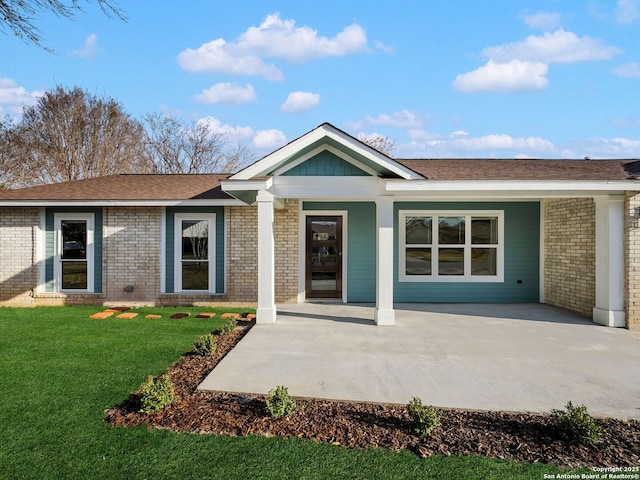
[182,262,208,290]
[438,248,464,275]
[405,216,432,244]
[471,217,498,244]
[471,248,497,275]
[311,272,336,291]
[311,220,336,240]
[405,248,431,275]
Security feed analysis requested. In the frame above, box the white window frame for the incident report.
[54,213,95,293]
[174,213,216,293]
[399,210,504,283]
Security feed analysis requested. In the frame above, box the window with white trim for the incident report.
[399,211,504,282]
[54,213,94,292]
[174,213,215,293]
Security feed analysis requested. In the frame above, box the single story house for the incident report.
[1,123,638,329]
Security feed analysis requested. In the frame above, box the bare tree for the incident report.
[144,112,254,174]
[0,0,125,50]
[358,134,396,156]
[5,85,150,187]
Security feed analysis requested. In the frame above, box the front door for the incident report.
[306,216,342,299]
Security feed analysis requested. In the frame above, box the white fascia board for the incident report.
[220,177,272,192]
[270,176,384,199]
[382,179,640,193]
[0,199,245,207]
[230,124,424,181]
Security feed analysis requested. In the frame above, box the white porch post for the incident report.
[256,190,276,324]
[375,196,395,325]
[593,195,625,327]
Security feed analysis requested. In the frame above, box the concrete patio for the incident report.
[199,303,640,419]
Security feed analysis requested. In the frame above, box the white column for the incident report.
[375,196,395,325]
[256,190,276,324]
[593,195,625,327]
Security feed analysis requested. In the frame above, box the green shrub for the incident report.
[220,317,237,335]
[407,396,442,437]
[193,333,217,356]
[266,385,297,419]
[551,401,603,445]
[138,374,176,413]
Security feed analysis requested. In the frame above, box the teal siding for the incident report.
[45,207,103,293]
[303,201,540,303]
[303,202,376,302]
[165,207,225,293]
[284,151,370,176]
[394,202,540,302]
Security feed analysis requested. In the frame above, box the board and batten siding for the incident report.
[283,150,369,176]
[394,202,540,302]
[164,206,225,294]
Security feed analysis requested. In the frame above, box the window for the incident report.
[174,214,215,292]
[54,213,94,292]
[399,211,503,282]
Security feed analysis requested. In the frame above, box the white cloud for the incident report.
[482,29,621,64]
[561,136,640,158]
[349,109,424,130]
[0,77,43,114]
[196,116,254,143]
[615,0,640,24]
[374,40,394,54]
[520,11,562,30]
[613,61,640,78]
[453,60,548,93]
[193,83,256,104]
[177,13,368,80]
[252,129,287,149]
[280,91,320,113]
[71,34,99,60]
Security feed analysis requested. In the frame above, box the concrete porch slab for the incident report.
[198,303,640,419]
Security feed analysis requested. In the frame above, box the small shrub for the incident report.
[193,333,217,356]
[266,385,297,419]
[138,374,176,413]
[407,396,442,437]
[551,401,603,445]
[220,317,238,335]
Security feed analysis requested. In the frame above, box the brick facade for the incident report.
[225,199,299,304]
[103,207,162,303]
[624,192,640,329]
[0,207,41,306]
[543,198,596,318]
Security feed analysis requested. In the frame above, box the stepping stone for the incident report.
[116,312,138,319]
[195,313,216,318]
[89,311,115,319]
[221,313,239,319]
[108,306,131,312]
[169,312,190,319]
[145,314,162,319]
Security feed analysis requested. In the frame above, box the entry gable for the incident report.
[229,123,424,181]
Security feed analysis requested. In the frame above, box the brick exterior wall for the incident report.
[0,207,41,306]
[624,192,640,329]
[225,200,299,304]
[103,206,162,303]
[543,199,596,318]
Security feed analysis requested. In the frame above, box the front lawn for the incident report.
[0,306,579,479]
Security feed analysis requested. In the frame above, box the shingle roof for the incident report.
[395,159,640,181]
[0,174,231,201]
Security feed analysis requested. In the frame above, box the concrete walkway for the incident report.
[199,303,640,419]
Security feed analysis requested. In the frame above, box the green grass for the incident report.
[0,306,581,479]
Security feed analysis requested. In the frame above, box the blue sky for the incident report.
[2,0,640,159]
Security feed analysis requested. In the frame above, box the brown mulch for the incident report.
[105,322,640,469]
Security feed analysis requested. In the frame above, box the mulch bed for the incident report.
[105,322,640,469]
